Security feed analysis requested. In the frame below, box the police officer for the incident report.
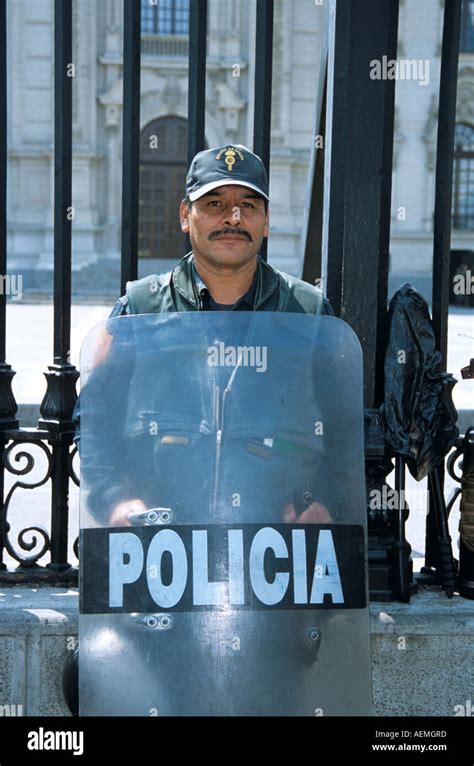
[66,145,337,716]
[75,144,333,528]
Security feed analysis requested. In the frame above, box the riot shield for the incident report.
[79,312,371,716]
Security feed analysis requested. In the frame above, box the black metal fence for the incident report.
[0,0,468,599]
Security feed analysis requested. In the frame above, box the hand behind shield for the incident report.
[110,499,332,526]
[282,501,331,524]
[109,498,148,527]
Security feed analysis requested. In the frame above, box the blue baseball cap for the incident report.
[185,144,269,202]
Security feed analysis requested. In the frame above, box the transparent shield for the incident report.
[79,312,371,716]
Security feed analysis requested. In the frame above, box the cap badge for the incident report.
[216,146,244,172]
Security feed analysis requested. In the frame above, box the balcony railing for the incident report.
[141,34,189,57]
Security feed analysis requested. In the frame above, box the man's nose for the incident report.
[223,204,242,226]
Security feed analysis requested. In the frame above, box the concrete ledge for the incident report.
[0,586,472,716]
[0,588,78,717]
[370,587,474,716]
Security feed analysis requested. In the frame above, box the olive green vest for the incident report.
[126,252,325,315]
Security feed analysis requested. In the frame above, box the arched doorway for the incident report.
[452,122,474,231]
[139,116,188,259]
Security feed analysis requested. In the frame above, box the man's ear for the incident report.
[180,199,190,233]
[263,207,270,238]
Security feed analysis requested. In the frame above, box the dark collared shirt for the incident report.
[192,261,257,311]
[109,261,333,317]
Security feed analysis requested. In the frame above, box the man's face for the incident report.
[180,184,269,269]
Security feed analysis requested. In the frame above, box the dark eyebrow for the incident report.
[201,190,263,202]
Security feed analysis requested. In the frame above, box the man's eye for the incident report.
[208,200,221,206]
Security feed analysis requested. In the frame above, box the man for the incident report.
[76,144,332,527]
[67,145,337,715]
[111,144,332,315]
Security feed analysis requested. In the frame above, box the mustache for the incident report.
[208,227,252,242]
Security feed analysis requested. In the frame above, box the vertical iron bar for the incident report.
[0,0,6,573]
[50,0,74,572]
[394,457,411,602]
[0,0,7,570]
[0,0,19,577]
[427,466,456,598]
[301,43,328,285]
[0,0,17,432]
[39,0,78,575]
[253,0,274,262]
[53,0,73,365]
[121,0,141,295]
[431,0,462,369]
[323,0,398,408]
[49,441,71,571]
[186,0,207,254]
[0,439,5,570]
[0,0,6,367]
[321,0,348,319]
[187,0,207,168]
[425,0,462,574]
[324,0,399,600]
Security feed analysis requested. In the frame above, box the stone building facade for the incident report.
[5,0,474,298]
